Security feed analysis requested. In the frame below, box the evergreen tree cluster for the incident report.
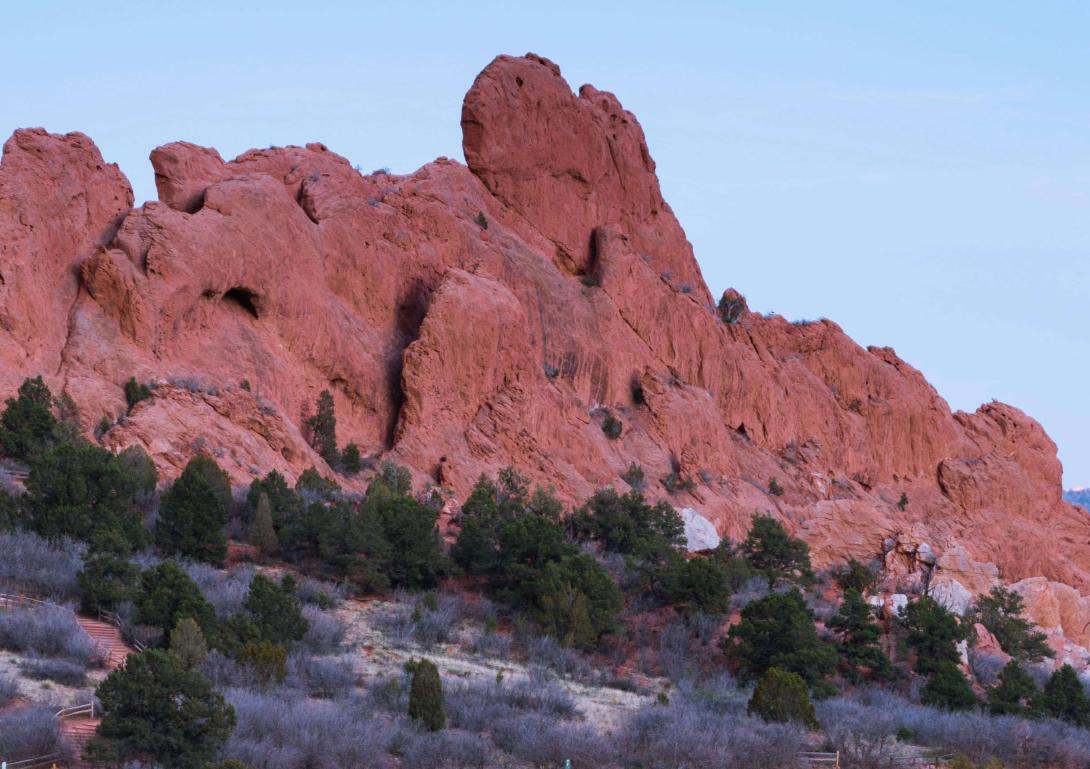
[304,389,362,476]
[452,469,621,648]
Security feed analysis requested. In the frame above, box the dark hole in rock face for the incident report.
[223,287,260,319]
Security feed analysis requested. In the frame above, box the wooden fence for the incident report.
[97,609,147,653]
[0,701,95,769]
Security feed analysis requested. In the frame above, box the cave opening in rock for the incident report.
[223,287,260,319]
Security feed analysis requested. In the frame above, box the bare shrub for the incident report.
[521,632,594,681]
[0,672,18,706]
[0,705,65,761]
[400,729,491,769]
[223,687,398,769]
[658,618,695,681]
[434,673,580,737]
[368,672,410,715]
[285,652,358,698]
[731,576,771,610]
[971,651,1007,687]
[620,699,802,769]
[816,697,899,769]
[0,530,84,599]
[201,649,259,690]
[444,684,519,733]
[19,656,88,686]
[836,687,1090,769]
[297,576,347,607]
[470,630,513,659]
[0,605,101,665]
[301,604,345,653]
[181,562,253,619]
[492,713,612,768]
[373,592,467,650]
[678,672,748,714]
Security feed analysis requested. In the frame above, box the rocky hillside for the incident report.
[2,53,1087,633]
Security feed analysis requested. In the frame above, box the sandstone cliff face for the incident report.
[1,54,1086,603]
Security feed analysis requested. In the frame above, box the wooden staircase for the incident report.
[0,595,138,768]
[76,615,134,670]
[64,617,135,766]
[60,716,101,766]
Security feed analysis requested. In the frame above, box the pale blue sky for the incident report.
[2,2,1087,483]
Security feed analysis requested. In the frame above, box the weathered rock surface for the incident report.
[1,53,1087,605]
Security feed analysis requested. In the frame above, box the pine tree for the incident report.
[0,376,58,461]
[657,554,731,615]
[536,568,599,649]
[828,588,897,682]
[24,441,148,548]
[123,377,151,410]
[740,513,812,587]
[921,660,977,712]
[78,529,141,614]
[408,658,445,731]
[244,574,308,645]
[157,455,229,565]
[970,586,1053,663]
[899,596,969,675]
[135,560,217,639]
[747,667,819,728]
[247,493,278,556]
[725,588,838,697]
[306,390,338,465]
[246,469,302,525]
[987,660,1039,717]
[341,442,362,475]
[169,617,208,670]
[88,649,234,769]
[1039,664,1090,726]
[834,559,876,594]
[238,640,287,685]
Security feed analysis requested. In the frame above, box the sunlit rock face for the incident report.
[2,54,1087,604]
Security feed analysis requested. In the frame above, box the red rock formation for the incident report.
[1,53,1087,603]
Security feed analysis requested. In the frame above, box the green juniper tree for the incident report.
[23,441,148,548]
[340,442,362,475]
[725,588,837,697]
[834,559,876,595]
[740,513,813,588]
[0,376,59,461]
[78,528,141,614]
[244,574,308,645]
[899,596,969,675]
[88,649,234,769]
[247,492,278,556]
[169,617,209,670]
[157,455,229,565]
[306,390,338,465]
[921,660,977,712]
[747,667,819,728]
[123,377,152,410]
[408,658,445,731]
[657,554,731,615]
[1039,664,1090,727]
[533,554,622,648]
[987,660,1039,717]
[568,487,685,560]
[828,588,898,683]
[970,586,1053,663]
[135,560,217,640]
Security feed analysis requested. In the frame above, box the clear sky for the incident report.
[2,2,1087,484]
